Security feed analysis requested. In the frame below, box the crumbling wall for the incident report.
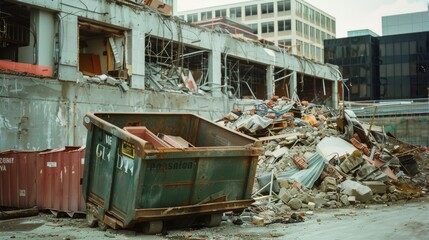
[0,76,229,151]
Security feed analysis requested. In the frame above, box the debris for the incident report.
[222,97,428,226]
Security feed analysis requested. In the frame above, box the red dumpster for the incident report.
[0,150,46,209]
[37,146,86,217]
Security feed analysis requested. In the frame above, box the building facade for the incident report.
[0,0,340,151]
[324,31,429,101]
[176,0,336,63]
[382,7,429,36]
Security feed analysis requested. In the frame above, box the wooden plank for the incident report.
[258,133,301,142]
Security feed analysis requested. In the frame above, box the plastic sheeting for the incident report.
[277,152,327,189]
[316,136,357,159]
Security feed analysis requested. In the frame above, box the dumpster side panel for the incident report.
[37,147,86,213]
[0,151,39,209]
[137,150,257,208]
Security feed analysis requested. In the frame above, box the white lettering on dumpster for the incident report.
[117,155,134,176]
[96,144,110,162]
[0,157,14,171]
[0,158,14,164]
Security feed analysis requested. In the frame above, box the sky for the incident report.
[177,0,428,37]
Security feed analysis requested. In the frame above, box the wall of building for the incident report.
[0,75,231,151]
[382,10,429,36]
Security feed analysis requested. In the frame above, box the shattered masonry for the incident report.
[219,96,429,226]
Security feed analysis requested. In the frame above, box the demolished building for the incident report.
[0,0,342,151]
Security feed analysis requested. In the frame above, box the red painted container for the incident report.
[0,150,45,209]
[37,146,86,216]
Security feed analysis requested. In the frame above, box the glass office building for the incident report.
[324,32,429,101]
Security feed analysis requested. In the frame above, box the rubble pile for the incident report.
[220,96,429,226]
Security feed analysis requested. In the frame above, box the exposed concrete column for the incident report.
[266,65,274,99]
[208,49,222,97]
[58,13,79,81]
[290,71,298,101]
[332,78,339,109]
[35,10,55,68]
[128,29,145,89]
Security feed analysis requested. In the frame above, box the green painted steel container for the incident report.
[82,112,263,231]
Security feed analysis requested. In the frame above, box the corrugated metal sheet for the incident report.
[37,146,86,215]
[0,150,45,209]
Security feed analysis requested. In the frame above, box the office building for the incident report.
[177,0,336,63]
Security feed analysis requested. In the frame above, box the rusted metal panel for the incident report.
[0,150,45,209]
[37,146,86,214]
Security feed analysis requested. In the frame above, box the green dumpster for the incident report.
[82,112,263,233]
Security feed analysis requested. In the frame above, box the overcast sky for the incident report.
[177,0,428,37]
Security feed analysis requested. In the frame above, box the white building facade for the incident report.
[177,0,336,63]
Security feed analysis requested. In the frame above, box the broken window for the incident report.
[0,3,52,77]
[221,56,267,99]
[144,35,209,93]
[78,20,128,82]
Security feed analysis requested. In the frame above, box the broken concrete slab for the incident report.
[362,181,387,194]
[340,180,373,203]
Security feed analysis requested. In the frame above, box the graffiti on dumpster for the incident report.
[113,140,136,176]
[0,157,14,171]
[117,154,135,176]
[96,133,113,162]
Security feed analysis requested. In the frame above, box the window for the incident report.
[315,11,321,26]
[261,2,274,14]
[303,23,309,38]
[248,23,258,34]
[331,19,336,34]
[309,8,314,23]
[296,2,302,16]
[261,21,274,33]
[215,9,226,17]
[230,7,242,18]
[321,15,326,29]
[326,18,331,32]
[316,29,320,43]
[303,5,308,20]
[245,5,257,16]
[278,19,291,31]
[201,11,212,20]
[296,20,302,34]
[310,26,315,41]
[277,0,291,12]
[187,13,198,22]
[278,39,292,48]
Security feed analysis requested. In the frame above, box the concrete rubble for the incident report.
[218,96,429,226]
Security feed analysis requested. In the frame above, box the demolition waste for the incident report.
[216,96,428,226]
